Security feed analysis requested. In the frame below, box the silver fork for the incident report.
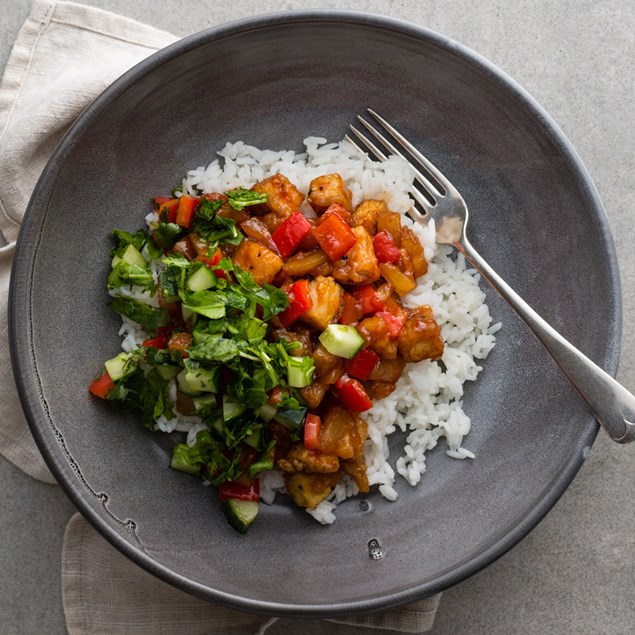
[348,108,635,444]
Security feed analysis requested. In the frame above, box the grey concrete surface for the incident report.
[2,1,634,633]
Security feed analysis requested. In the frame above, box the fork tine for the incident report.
[406,205,429,225]
[347,126,388,162]
[347,126,435,214]
[355,115,443,200]
[366,109,456,195]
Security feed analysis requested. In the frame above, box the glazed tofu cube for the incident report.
[307,173,353,214]
[341,454,370,493]
[277,443,340,474]
[357,315,399,359]
[398,305,444,362]
[284,471,343,509]
[299,382,329,409]
[350,199,388,235]
[318,406,367,459]
[300,275,344,331]
[231,238,283,286]
[332,226,380,286]
[269,327,314,356]
[368,355,406,383]
[251,174,305,218]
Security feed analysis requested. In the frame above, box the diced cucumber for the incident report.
[192,393,217,414]
[223,397,247,425]
[192,331,219,347]
[176,368,203,397]
[184,366,220,393]
[258,404,277,422]
[208,413,225,441]
[222,499,259,534]
[244,428,263,450]
[104,352,136,382]
[287,355,315,388]
[274,406,308,430]
[156,365,181,381]
[248,459,273,479]
[186,265,216,292]
[159,270,180,303]
[182,305,198,326]
[319,324,365,359]
[170,443,200,475]
[121,244,147,268]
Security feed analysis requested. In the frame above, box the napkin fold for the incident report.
[0,1,441,633]
[0,0,178,482]
[62,513,441,634]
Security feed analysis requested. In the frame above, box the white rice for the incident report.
[114,138,500,524]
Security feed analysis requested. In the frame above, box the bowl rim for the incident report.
[9,9,622,617]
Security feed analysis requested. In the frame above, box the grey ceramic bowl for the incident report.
[9,11,620,616]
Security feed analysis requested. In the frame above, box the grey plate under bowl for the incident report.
[9,11,621,617]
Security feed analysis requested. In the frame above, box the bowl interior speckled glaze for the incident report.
[9,11,620,616]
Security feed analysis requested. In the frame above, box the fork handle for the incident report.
[458,236,635,443]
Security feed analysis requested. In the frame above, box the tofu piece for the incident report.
[311,343,342,378]
[364,380,398,400]
[300,275,344,331]
[298,382,329,409]
[251,174,304,218]
[398,305,444,362]
[277,443,340,474]
[341,454,370,493]
[269,327,313,356]
[318,406,367,459]
[350,199,388,234]
[368,355,406,383]
[332,226,381,286]
[284,471,343,509]
[357,315,399,359]
[307,173,353,214]
[231,238,282,286]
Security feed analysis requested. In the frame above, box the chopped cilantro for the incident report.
[109,297,170,331]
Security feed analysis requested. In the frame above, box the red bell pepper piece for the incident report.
[311,210,357,261]
[317,202,352,226]
[272,211,312,258]
[218,480,260,502]
[88,372,115,399]
[155,197,180,223]
[175,194,199,228]
[279,279,312,327]
[373,230,401,264]
[198,248,222,268]
[353,285,386,316]
[375,310,406,338]
[142,334,169,349]
[339,292,360,325]
[334,374,373,412]
[303,414,322,450]
[344,349,379,381]
[196,248,226,279]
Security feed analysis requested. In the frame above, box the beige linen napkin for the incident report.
[1,1,441,633]
[62,513,441,634]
